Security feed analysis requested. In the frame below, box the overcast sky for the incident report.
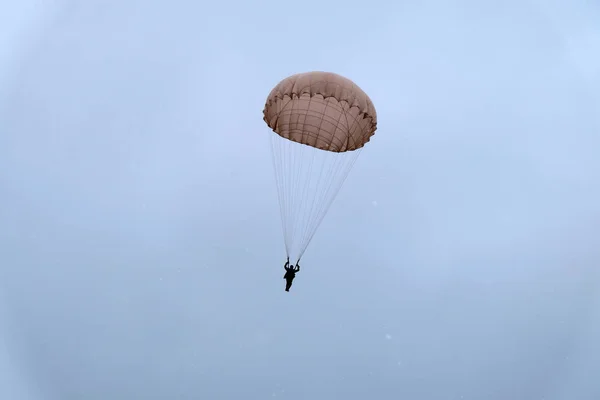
[1,1,599,399]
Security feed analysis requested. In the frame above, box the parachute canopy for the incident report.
[263,71,377,261]
[263,71,377,152]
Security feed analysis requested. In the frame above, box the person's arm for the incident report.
[295,263,300,272]
[284,257,289,269]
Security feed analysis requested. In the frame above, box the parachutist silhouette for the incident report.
[283,257,300,292]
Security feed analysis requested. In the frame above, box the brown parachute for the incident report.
[262,71,378,261]
[263,71,377,152]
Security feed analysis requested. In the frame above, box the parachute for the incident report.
[262,71,377,261]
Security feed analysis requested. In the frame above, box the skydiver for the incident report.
[283,257,300,292]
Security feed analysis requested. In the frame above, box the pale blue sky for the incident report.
[1,1,599,399]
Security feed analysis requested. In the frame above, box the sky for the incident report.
[1,0,599,399]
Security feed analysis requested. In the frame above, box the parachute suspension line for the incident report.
[297,148,362,261]
[269,134,363,261]
[269,127,289,256]
[290,144,316,254]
